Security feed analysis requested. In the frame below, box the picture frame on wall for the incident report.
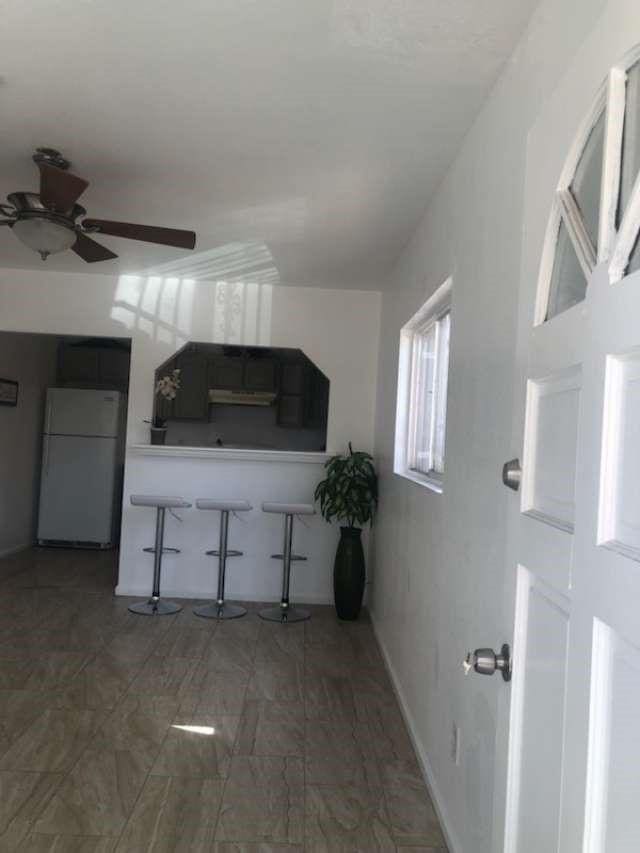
[0,379,19,407]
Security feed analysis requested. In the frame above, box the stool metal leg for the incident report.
[194,510,247,620]
[259,513,309,623]
[129,507,182,615]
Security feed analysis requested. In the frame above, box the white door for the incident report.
[37,435,117,544]
[45,388,121,437]
[501,50,640,851]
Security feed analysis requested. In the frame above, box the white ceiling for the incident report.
[1,0,537,289]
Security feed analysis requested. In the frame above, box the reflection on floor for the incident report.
[0,548,448,851]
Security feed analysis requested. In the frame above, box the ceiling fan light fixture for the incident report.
[12,216,78,260]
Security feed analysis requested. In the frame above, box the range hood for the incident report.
[208,389,277,407]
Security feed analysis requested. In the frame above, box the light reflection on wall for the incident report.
[111,275,196,349]
[212,281,272,345]
[111,241,278,348]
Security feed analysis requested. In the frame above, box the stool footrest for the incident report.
[143,547,180,554]
[270,553,307,561]
[206,549,243,557]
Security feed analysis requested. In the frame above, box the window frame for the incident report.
[394,278,452,493]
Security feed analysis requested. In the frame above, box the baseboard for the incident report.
[114,585,334,605]
[0,543,30,559]
[370,610,462,853]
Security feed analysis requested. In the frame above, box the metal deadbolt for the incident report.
[502,458,521,492]
[463,644,512,682]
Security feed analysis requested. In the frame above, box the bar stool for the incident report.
[259,502,315,623]
[193,499,252,620]
[129,494,191,615]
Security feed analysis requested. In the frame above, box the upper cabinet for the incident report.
[244,356,276,391]
[209,352,276,392]
[58,342,130,390]
[209,355,244,390]
[173,348,208,420]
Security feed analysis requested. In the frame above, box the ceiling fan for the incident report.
[0,148,196,262]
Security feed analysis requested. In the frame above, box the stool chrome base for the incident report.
[259,604,310,623]
[128,597,182,616]
[193,602,247,620]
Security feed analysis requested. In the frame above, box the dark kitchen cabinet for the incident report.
[172,350,208,420]
[209,356,244,390]
[305,367,329,428]
[245,358,276,391]
[277,395,305,428]
[58,343,130,389]
[58,345,101,384]
[280,362,305,395]
[100,349,130,387]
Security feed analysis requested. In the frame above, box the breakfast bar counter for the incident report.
[116,443,343,605]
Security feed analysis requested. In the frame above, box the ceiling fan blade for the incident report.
[72,232,118,263]
[39,163,89,212]
[82,218,196,250]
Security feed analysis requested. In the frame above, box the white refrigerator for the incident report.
[37,388,123,548]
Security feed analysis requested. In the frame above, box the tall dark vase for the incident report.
[333,526,365,621]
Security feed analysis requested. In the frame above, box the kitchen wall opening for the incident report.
[154,342,330,452]
[0,330,131,577]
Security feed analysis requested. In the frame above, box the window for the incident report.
[538,52,640,324]
[395,279,452,491]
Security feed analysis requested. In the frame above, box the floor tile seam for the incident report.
[8,764,71,840]
[110,737,173,848]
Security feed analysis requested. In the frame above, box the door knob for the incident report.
[502,458,521,491]
[463,644,512,682]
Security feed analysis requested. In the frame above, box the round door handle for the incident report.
[463,644,512,682]
[502,458,521,491]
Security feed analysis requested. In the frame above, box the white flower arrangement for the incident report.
[155,368,181,400]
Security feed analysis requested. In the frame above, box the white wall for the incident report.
[369,1,629,852]
[0,332,58,555]
[0,269,380,599]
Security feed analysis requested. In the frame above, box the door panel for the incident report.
[507,568,570,853]
[584,620,640,852]
[598,349,640,558]
[522,366,582,532]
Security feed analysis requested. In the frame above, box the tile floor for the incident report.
[0,548,448,852]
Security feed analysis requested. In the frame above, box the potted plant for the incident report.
[315,443,378,620]
[148,368,181,445]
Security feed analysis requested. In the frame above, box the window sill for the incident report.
[394,469,443,494]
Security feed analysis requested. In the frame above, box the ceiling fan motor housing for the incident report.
[32,148,71,171]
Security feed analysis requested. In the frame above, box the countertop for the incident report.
[128,444,332,464]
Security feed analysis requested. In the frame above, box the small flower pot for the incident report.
[150,426,168,446]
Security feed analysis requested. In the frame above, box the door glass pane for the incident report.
[617,60,640,230]
[546,220,588,321]
[570,111,605,251]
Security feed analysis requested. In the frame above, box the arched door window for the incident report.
[538,51,640,324]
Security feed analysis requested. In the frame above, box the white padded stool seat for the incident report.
[262,501,315,516]
[196,499,252,512]
[131,494,192,509]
